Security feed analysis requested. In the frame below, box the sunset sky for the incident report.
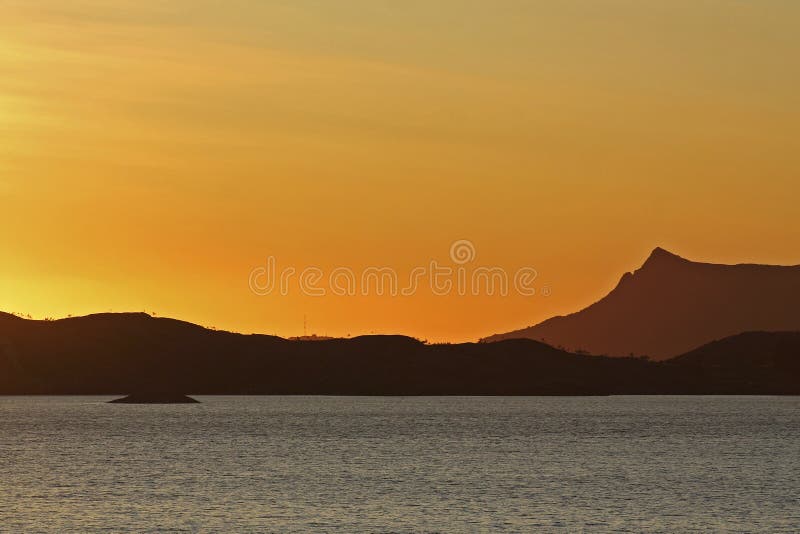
[1,1,799,341]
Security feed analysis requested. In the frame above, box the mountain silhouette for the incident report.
[0,312,797,395]
[483,247,800,359]
[666,331,800,393]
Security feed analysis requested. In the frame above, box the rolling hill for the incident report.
[0,312,797,395]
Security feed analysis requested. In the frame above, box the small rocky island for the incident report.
[109,393,200,404]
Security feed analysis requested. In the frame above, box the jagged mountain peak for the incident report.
[640,247,691,269]
[485,248,800,359]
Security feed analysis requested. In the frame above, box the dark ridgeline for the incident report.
[483,247,800,360]
[0,312,797,395]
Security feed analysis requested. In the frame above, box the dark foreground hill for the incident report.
[0,312,797,395]
[484,247,800,359]
[665,331,800,394]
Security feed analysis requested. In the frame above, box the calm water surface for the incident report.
[1,396,798,532]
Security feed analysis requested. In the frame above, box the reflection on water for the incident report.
[1,396,798,532]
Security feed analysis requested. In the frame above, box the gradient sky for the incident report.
[1,1,799,341]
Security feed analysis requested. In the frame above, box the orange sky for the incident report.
[1,1,799,341]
